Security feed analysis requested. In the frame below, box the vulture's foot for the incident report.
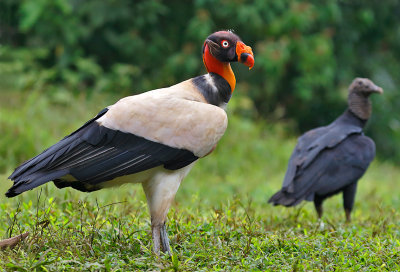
[318,218,325,230]
[345,209,352,223]
[315,205,323,219]
[152,223,171,255]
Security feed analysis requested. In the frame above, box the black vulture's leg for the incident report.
[313,195,324,219]
[343,182,358,223]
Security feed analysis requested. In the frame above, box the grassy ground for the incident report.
[0,89,400,271]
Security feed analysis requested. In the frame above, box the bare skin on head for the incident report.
[348,77,383,121]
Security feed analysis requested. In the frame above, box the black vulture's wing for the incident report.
[281,116,363,193]
[281,125,329,191]
[270,133,375,206]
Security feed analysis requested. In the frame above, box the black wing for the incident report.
[7,108,198,197]
[269,133,375,206]
[281,111,364,193]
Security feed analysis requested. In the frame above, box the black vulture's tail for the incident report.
[268,190,302,207]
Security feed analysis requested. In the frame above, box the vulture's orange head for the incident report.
[203,30,254,69]
[202,31,254,92]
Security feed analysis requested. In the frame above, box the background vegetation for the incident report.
[0,0,400,270]
[1,0,400,162]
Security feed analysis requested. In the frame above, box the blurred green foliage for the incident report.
[0,0,399,161]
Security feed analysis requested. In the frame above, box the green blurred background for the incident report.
[1,2,400,269]
[0,0,399,167]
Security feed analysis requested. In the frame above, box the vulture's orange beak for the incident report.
[236,41,254,69]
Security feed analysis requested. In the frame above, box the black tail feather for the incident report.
[268,190,302,207]
[6,106,199,198]
[6,169,70,198]
[6,109,109,198]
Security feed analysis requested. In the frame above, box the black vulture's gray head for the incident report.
[348,78,383,120]
[349,78,383,96]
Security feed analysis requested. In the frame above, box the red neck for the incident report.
[202,45,236,92]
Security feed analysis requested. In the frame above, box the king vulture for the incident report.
[6,31,254,254]
[269,78,383,222]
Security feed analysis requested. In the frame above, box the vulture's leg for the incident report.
[143,174,179,255]
[142,164,194,255]
[151,223,162,254]
[151,222,170,255]
[343,182,358,222]
[160,222,170,252]
[313,195,324,219]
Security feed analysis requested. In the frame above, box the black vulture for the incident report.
[268,78,383,222]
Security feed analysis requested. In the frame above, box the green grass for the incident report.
[1,89,400,271]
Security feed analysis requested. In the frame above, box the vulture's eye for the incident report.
[221,40,230,48]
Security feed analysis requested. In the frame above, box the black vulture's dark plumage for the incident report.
[269,78,383,221]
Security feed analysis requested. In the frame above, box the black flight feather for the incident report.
[6,108,198,197]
